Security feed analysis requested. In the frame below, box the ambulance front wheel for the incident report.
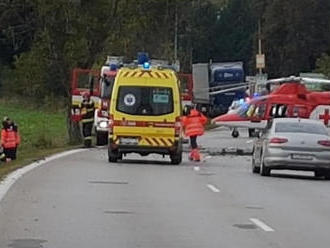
[232,129,239,138]
[108,148,122,163]
[170,152,182,165]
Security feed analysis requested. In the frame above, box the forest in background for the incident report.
[1,0,330,101]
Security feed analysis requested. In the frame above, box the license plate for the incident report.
[120,137,138,145]
[291,154,313,160]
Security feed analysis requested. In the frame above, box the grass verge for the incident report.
[0,99,76,180]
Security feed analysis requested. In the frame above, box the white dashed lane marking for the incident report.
[207,184,220,193]
[250,218,275,232]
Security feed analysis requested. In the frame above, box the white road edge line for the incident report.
[0,149,85,203]
[207,184,220,193]
[250,218,275,232]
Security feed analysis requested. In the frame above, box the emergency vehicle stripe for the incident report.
[113,121,175,128]
[130,71,138,77]
[123,71,130,77]
[159,138,168,146]
[152,138,160,146]
[145,138,153,146]
[161,72,169,79]
[154,72,162,79]
[168,139,174,145]
[138,71,145,77]
[149,71,155,78]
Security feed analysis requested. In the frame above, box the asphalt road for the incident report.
[0,128,330,248]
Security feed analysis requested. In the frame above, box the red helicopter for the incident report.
[211,77,330,137]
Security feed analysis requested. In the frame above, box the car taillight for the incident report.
[109,114,114,133]
[175,117,181,136]
[318,140,330,147]
[269,137,288,144]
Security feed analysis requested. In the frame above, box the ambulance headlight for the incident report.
[99,121,108,128]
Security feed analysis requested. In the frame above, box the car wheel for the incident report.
[232,129,239,138]
[324,170,330,180]
[314,170,323,178]
[252,158,260,173]
[260,155,271,176]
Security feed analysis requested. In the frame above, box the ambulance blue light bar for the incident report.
[143,62,150,70]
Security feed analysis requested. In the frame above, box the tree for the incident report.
[262,0,330,77]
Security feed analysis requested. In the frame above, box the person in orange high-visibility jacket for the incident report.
[1,117,20,161]
[181,106,207,162]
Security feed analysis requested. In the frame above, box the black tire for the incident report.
[248,128,255,138]
[260,161,271,176]
[84,139,92,148]
[323,170,330,180]
[314,170,323,178]
[252,158,260,173]
[108,148,120,163]
[170,152,182,165]
[232,130,239,138]
[96,132,108,146]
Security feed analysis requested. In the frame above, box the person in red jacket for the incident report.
[181,106,207,162]
[1,117,20,161]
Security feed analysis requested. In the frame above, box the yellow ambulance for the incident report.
[108,63,182,164]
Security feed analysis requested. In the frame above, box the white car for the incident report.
[252,118,330,178]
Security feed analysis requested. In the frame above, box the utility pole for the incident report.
[174,2,178,63]
[258,20,263,74]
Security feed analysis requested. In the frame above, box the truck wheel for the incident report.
[96,132,108,146]
[232,129,239,138]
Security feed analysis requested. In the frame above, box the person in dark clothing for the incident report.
[80,92,95,147]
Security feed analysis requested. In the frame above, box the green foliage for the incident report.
[316,53,330,78]
[262,0,330,77]
[0,100,68,150]
[1,0,330,98]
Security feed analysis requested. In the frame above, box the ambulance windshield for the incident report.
[116,86,174,115]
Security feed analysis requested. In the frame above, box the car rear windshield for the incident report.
[275,122,328,135]
[116,86,174,116]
